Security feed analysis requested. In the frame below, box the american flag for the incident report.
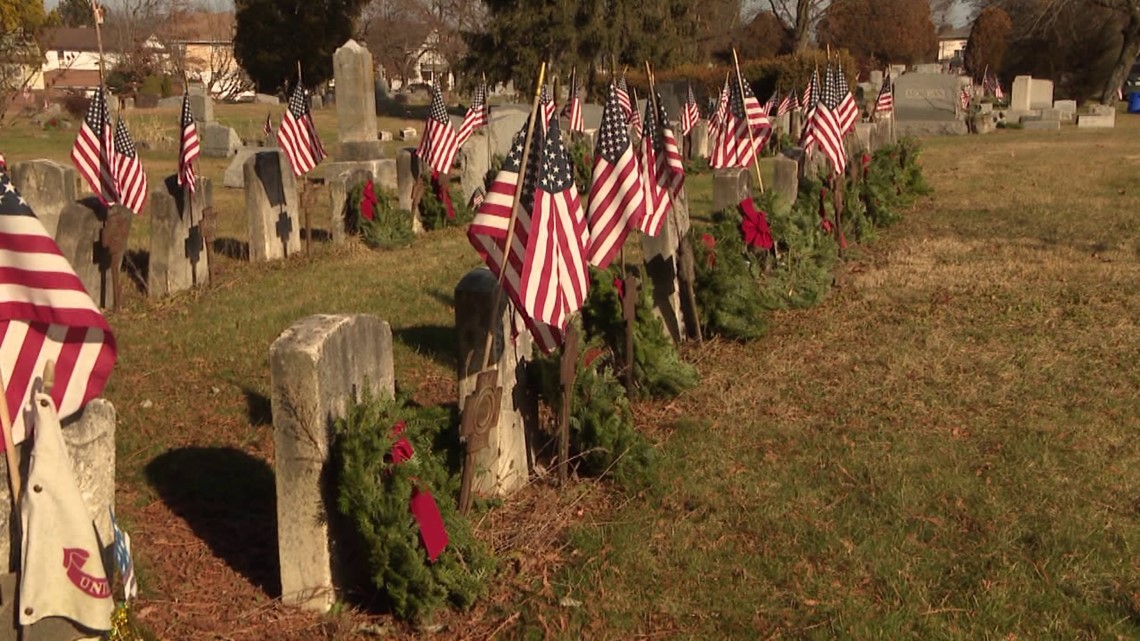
[801,68,822,149]
[960,85,971,110]
[540,84,557,130]
[875,69,894,113]
[457,81,489,146]
[562,70,584,133]
[994,77,1005,101]
[0,168,117,445]
[807,63,847,176]
[616,74,633,121]
[111,118,147,214]
[680,84,700,136]
[263,110,273,137]
[833,64,859,135]
[639,99,670,237]
[711,77,769,170]
[777,92,793,117]
[802,69,819,115]
[467,118,589,353]
[70,87,115,205]
[709,77,729,142]
[468,185,485,211]
[0,152,6,169]
[177,92,200,193]
[277,82,326,176]
[416,81,460,175]
[585,83,644,269]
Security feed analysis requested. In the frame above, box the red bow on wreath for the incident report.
[701,233,717,268]
[738,197,773,251]
[387,421,448,562]
[613,276,625,300]
[360,179,379,221]
[430,171,455,220]
[861,153,872,180]
[818,188,833,234]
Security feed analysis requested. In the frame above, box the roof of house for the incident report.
[44,26,162,53]
[44,68,102,89]
[938,26,971,41]
[157,11,234,44]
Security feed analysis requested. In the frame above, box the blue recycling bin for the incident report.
[1129,91,1140,113]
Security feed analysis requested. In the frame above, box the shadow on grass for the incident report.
[214,237,249,261]
[243,387,272,426]
[427,288,455,309]
[300,227,331,243]
[393,324,456,370]
[124,249,149,294]
[145,447,280,597]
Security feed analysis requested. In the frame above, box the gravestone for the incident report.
[244,150,302,261]
[379,130,393,141]
[270,314,395,612]
[327,168,372,244]
[1022,119,1060,131]
[254,93,279,105]
[773,154,799,207]
[333,40,385,162]
[310,95,324,110]
[487,106,530,158]
[870,69,884,87]
[1011,76,1033,111]
[853,122,874,154]
[457,132,491,207]
[200,122,242,158]
[579,103,604,131]
[894,72,961,122]
[9,160,78,238]
[223,147,270,188]
[1053,99,1077,118]
[912,63,943,74]
[1029,79,1054,109]
[188,90,213,123]
[455,269,535,497]
[691,120,710,159]
[1038,108,1064,121]
[400,127,417,141]
[1077,111,1116,128]
[55,200,123,309]
[147,175,211,297]
[712,168,752,212]
[640,195,689,344]
[395,147,425,229]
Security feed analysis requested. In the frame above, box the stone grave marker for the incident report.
[691,120,710,159]
[270,314,395,612]
[9,159,78,238]
[1053,100,1077,119]
[640,196,689,344]
[457,132,491,208]
[1011,76,1033,111]
[327,168,372,244]
[200,122,242,158]
[1078,109,1116,128]
[189,89,214,122]
[223,147,270,188]
[55,200,128,309]
[487,106,530,158]
[334,39,385,161]
[379,130,393,141]
[147,175,211,297]
[1022,119,1060,131]
[254,93,279,105]
[773,154,799,207]
[579,103,604,131]
[455,269,535,497]
[1029,79,1054,109]
[395,147,425,233]
[244,150,301,261]
[894,72,961,122]
[400,127,417,141]
[712,168,752,212]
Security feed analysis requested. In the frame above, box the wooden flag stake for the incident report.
[732,48,765,194]
[295,61,313,257]
[479,62,548,373]
[0,373,21,511]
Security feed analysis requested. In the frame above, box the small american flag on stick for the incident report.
[616,74,633,121]
[70,88,115,205]
[177,92,200,192]
[680,84,700,136]
[585,84,644,269]
[0,168,117,445]
[875,69,894,114]
[563,70,584,133]
[263,111,273,137]
[277,82,326,176]
[111,118,147,215]
[417,81,460,175]
[457,81,489,146]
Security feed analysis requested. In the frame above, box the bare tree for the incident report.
[766,0,831,51]
[360,0,434,87]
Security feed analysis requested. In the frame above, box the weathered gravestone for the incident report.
[457,132,491,207]
[712,168,752,212]
[399,127,417,141]
[270,314,395,612]
[1029,79,1054,109]
[1010,75,1033,112]
[912,63,943,74]
[853,122,874,154]
[9,160,78,238]
[893,72,965,135]
[579,103,604,131]
[223,147,270,189]
[244,150,301,261]
[691,120,710,159]
[200,122,242,158]
[54,201,129,309]
[773,154,799,207]
[1022,119,1060,131]
[327,168,372,244]
[487,106,530,158]
[455,269,535,497]
[189,89,213,123]
[334,40,385,161]
[254,93,279,105]
[1053,100,1077,120]
[395,148,425,233]
[147,175,211,297]
[1078,106,1116,128]
[641,195,690,344]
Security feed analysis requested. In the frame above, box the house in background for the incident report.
[937,26,971,69]
[157,11,248,99]
[40,26,165,97]
[383,30,455,91]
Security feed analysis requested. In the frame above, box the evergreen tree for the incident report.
[964,7,1012,82]
[55,0,95,28]
[234,0,368,92]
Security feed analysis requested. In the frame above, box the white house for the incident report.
[937,26,970,66]
[385,30,455,90]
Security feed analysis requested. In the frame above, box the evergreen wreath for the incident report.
[346,181,415,250]
[580,265,700,400]
[332,393,494,622]
[530,328,656,491]
[420,179,475,231]
[754,181,841,311]
[691,212,769,341]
